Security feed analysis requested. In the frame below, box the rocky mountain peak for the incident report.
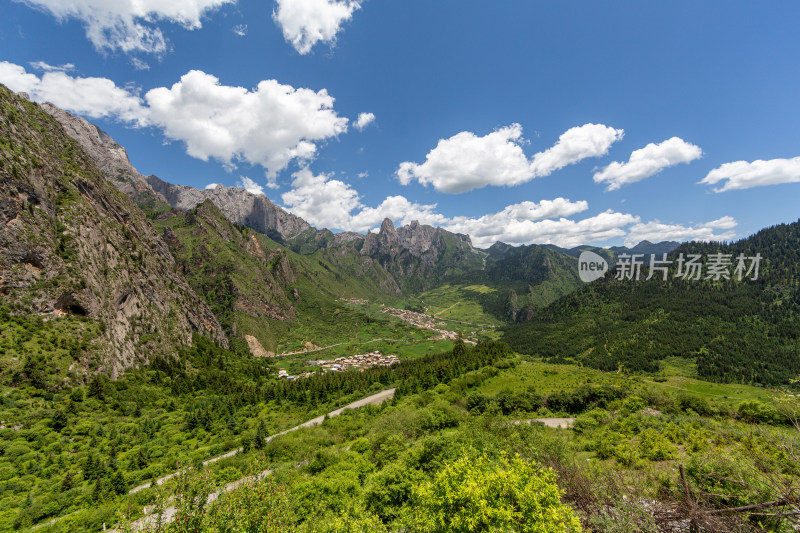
[41,103,312,244]
[379,217,397,235]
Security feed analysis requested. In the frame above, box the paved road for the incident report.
[533,417,575,429]
[129,388,395,494]
[279,338,424,356]
[116,388,396,531]
[513,417,575,429]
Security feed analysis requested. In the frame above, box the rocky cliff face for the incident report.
[42,104,312,244]
[0,86,227,376]
[145,175,311,242]
[40,102,170,209]
[361,218,485,291]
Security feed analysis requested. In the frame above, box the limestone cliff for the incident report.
[0,86,227,376]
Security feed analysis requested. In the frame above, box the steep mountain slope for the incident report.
[43,104,487,294]
[153,199,402,352]
[42,104,312,243]
[483,244,582,321]
[0,86,227,377]
[503,221,800,385]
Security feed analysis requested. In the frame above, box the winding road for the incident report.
[128,388,396,494]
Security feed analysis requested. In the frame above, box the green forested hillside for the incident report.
[503,221,800,385]
[151,200,406,353]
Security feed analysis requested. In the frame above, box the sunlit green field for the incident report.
[475,356,778,406]
[415,284,504,327]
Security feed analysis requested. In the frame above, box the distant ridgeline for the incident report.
[503,220,800,386]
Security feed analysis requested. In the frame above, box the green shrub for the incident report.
[411,453,582,532]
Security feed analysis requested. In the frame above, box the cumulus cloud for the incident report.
[700,157,800,192]
[274,166,738,248]
[233,24,247,36]
[17,0,232,54]
[446,210,637,248]
[530,123,624,177]
[354,112,375,131]
[273,0,360,55]
[236,176,265,196]
[281,168,363,229]
[0,63,350,184]
[204,183,220,189]
[145,70,349,183]
[593,137,702,191]
[397,125,534,194]
[624,217,737,247]
[397,123,623,194]
[0,61,148,125]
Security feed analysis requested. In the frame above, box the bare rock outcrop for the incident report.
[1,86,228,377]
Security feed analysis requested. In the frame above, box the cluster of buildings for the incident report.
[339,298,370,305]
[275,351,400,380]
[307,351,400,372]
[382,306,460,340]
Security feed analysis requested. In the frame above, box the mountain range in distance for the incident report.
[2,84,797,387]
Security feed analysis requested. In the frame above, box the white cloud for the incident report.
[204,183,220,189]
[145,70,348,183]
[0,63,350,185]
[397,124,534,194]
[593,137,702,191]
[130,58,150,71]
[700,157,800,192]
[354,112,375,131]
[357,171,368,179]
[445,209,636,248]
[233,24,247,36]
[0,61,148,125]
[29,61,74,72]
[236,176,265,196]
[279,167,736,248]
[351,196,448,232]
[624,218,737,247]
[530,123,624,177]
[17,0,233,54]
[700,216,737,230]
[397,123,623,194]
[281,168,362,229]
[273,0,360,55]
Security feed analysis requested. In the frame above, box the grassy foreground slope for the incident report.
[117,347,799,533]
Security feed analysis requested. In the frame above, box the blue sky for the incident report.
[1,0,799,248]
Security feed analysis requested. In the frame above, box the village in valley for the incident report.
[277,351,400,380]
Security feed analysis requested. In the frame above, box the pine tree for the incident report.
[84,452,97,480]
[87,375,104,400]
[111,471,127,495]
[60,472,74,492]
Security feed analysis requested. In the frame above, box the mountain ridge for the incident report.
[1,86,228,377]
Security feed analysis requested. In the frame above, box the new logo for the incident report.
[578,251,608,283]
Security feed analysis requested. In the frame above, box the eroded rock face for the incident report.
[146,176,311,242]
[360,218,484,290]
[43,103,313,244]
[1,87,228,377]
